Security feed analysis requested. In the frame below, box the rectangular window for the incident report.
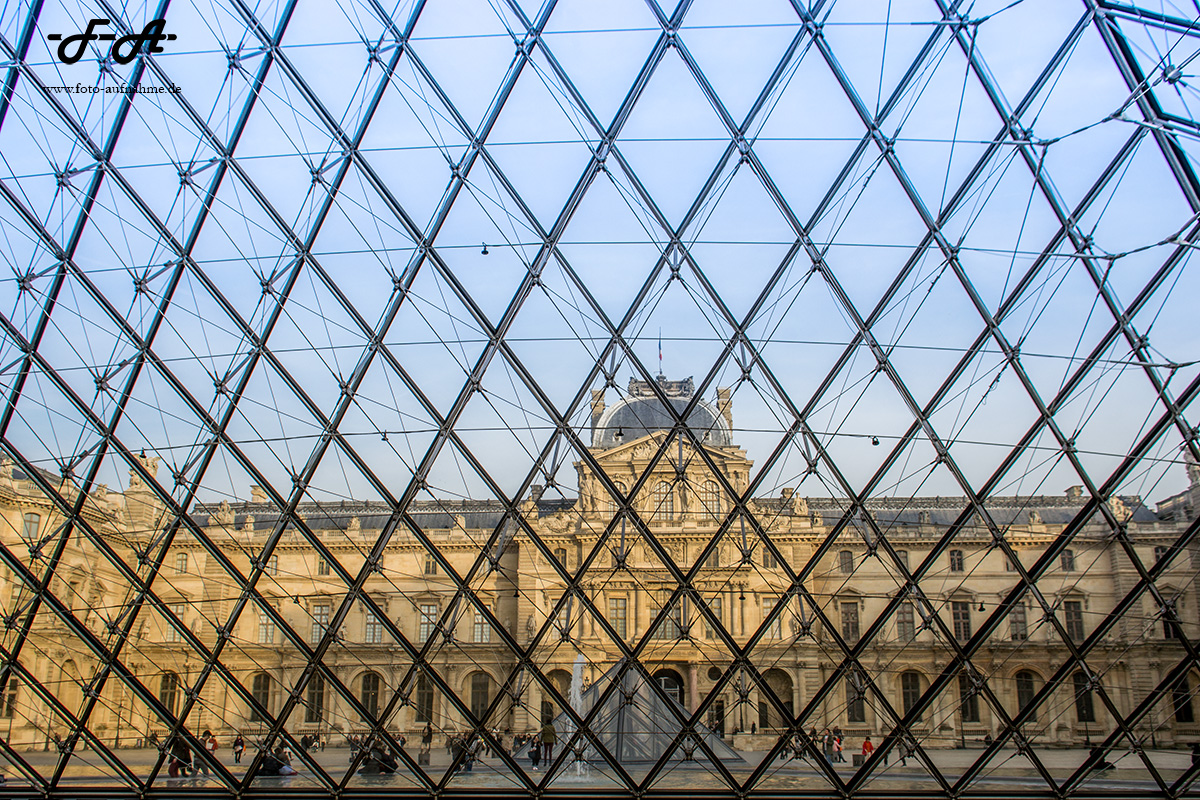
[265,554,278,576]
[949,550,964,572]
[556,599,573,639]
[841,601,860,643]
[704,596,722,639]
[952,601,972,642]
[175,553,188,574]
[473,606,490,643]
[364,608,383,644]
[21,513,40,540]
[1005,554,1017,572]
[1073,672,1096,723]
[316,557,330,576]
[901,672,922,719]
[1,679,17,718]
[423,555,437,575]
[897,602,916,642]
[652,482,674,521]
[609,597,627,639]
[655,591,682,639]
[762,549,778,569]
[1064,600,1085,642]
[1162,602,1181,639]
[416,674,434,723]
[1173,676,1194,723]
[305,674,325,724]
[766,596,782,639]
[1010,602,1028,641]
[846,676,865,723]
[165,602,185,643]
[959,672,980,722]
[311,602,331,644]
[1060,549,1075,572]
[895,550,909,570]
[419,604,438,643]
[258,609,275,644]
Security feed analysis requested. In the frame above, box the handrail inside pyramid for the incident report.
[518,659,745,767]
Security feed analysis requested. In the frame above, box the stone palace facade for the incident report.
[0,376,1196,752]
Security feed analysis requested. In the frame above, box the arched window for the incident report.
[763,667,793,727]
[652,481,674,521]
[1015,670,1038,721]
[416,673,435,723]
[700,480,721,520]
[1173,675,1195,723]
[838,550,854,574]
[305,673,325,724]
[250,672,271,722]
[1073,671,1095,723]
[470,672,491,719]
[160,672,180,716]
[654,669,685,704]
[361,672,381,718]
[900,671,922,719]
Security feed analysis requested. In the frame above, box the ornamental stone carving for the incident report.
[214,500,235,527]
[792,495,808,517]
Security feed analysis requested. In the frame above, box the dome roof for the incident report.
[592,378,731,449]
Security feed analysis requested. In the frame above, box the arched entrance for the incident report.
[653,668,685,705]
[762,668,793,730]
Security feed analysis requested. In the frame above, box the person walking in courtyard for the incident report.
[540,720,556,764]
[168,736,193,778]
[233,734,245,764]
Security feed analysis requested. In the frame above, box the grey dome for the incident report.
[593,393,731,448]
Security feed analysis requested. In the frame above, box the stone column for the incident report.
[792,667,803,724]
